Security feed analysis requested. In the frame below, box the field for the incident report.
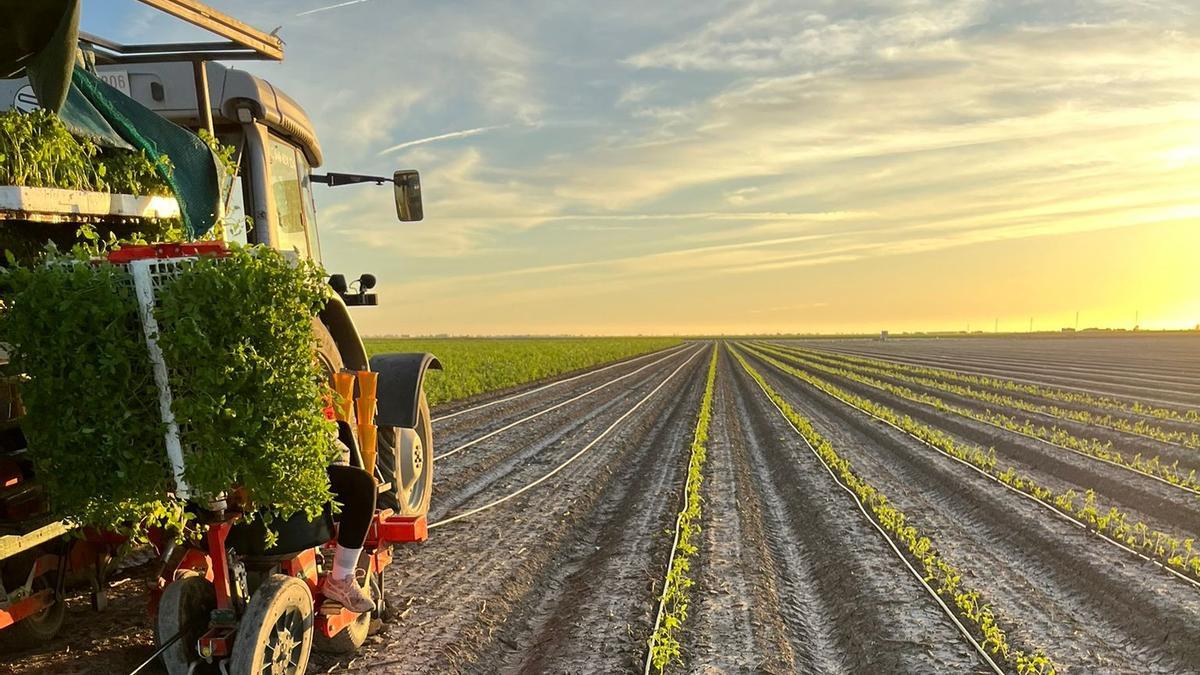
[363,337,682,405]
[5,334,1200,673]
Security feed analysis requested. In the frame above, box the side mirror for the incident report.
[394,170,423,222]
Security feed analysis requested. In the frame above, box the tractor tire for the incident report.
[313,565,373,654]
[228,574,313,675]
[155,575,218,675]
[376,392,433,517]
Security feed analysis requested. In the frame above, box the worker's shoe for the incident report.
[323,575,375,613]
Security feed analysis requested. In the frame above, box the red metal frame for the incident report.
[106,241,229,263]
[157,505,428,661]
[0,553,59,630]
[0,589,54,630]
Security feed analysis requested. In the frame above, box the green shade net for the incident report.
[69,68,223,238]
[2,0,222,237]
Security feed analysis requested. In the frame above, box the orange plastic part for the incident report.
[332,371,355,422]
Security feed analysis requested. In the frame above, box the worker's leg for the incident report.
[323,464,377,612]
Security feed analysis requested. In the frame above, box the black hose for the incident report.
[127,629,183,675]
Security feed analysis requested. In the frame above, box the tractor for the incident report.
[0,2,439,673]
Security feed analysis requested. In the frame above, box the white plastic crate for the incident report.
[127,257,194,500]
[108,242,230,502]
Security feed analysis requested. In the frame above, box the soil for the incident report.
[5,335,1199,674]
[740,344,1200,673]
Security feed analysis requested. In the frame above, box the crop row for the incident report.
[730,346,1056,674]
[646,345,718,673]
[364,337,682,405]
[755,343,1200,494]
[739,344,1200,582]
[784,346,1200,450]
[794,345,1200,426]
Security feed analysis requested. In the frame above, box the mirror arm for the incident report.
[310,172,394,187]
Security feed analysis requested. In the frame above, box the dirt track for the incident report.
[4,336,1200,674]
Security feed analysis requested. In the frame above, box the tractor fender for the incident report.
[318,295,369,371]
[370,352,442,428]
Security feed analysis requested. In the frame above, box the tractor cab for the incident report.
[0,52,421,306]
[0,5,441,670]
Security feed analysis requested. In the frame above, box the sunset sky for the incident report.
[87,1,1200,335]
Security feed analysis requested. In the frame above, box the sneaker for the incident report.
[323,575,375,614]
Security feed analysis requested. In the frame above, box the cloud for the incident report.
[115,0,1200,333]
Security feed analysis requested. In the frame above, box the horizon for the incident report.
[86,1,1200,334]
[366,327,1200,339]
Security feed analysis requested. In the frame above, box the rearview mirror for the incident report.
[394,170,423,221]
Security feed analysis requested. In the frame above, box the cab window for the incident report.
[267,137,323,260]
[268,137,309,257]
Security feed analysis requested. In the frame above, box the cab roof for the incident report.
[99,61,323,167]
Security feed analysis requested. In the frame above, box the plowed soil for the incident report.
[4,335,1199,674]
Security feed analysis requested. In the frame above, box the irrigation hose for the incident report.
[127,629,183,675]
[428,346,704,530]
[773,343,1200,452]
[432,344,692,423]
[755,343,1200,497]
[735,349,1007,675]
[811,347,1192,413]
[742,345,1200,592]
[643,343,716,675]
[434,345,697,461]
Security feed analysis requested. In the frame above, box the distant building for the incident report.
[879,330,889,341]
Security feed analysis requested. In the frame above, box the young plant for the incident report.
[647,344,718,673]
[741,344,1200,581]
[730,346,1058,674]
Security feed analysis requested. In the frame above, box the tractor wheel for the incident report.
[8,572,65,644]
[376,391,433,517]
[228,575,313,675]
[313,566,373,654]
[155,575,218,675]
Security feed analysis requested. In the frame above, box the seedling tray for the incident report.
[0,185,179,225]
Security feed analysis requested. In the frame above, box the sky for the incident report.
[84,1,1200,335]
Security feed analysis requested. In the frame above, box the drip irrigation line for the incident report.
[432,344,691,423]
[434,346,698,462]
[128,629,183,675]
[643,344,716,675]
[429,348,703,530]
[807,346,1199,415]
[781,343,1200,451]
[743,345,1200,592]
[735,349,1007,675]
[757,344,1200,498]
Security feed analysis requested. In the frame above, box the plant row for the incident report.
[754,343,1200,494]
[739,344,1200,582]
[792,345,1200,427]
[780,345,1200,450]
[730,346,1057,675]
[646,344,718,673]
[365,337,682,406]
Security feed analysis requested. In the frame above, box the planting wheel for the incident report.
[8,571,65,644]
[155,575,217,675]
[376,391,433,517]
[228,574,313,675]
[314,563,375,653]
